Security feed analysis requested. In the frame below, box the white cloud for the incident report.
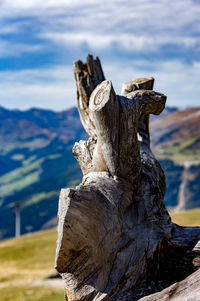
[0,59,199,111]
[42,31,198,52]
[0,38,43,58]
[0,0,199,52]
[104,59,200,108]
[0,66,76,111]
[0,24,20,35]
[39,0,200,52]
[0,0,199,110]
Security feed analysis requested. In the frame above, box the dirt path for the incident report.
[0,277,65,290]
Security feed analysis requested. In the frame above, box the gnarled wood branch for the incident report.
[56,55,200,301]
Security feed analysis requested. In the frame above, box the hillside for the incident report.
[0,106,200,239]
[150,107,200,162]
[0,106,87,239]
[150,107,200,210]
[0,210,199,301]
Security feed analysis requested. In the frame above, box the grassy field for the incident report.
[0,209,199,301]
[170,208,200,227]
[0,228,64,301]
[0,285,64,301]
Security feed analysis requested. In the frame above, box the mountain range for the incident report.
[0,105,199,239]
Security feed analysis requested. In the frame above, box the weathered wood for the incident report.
[56,55,200,301]
[121,77,154,150]
[74,54,105,137]
[118,90,166,182]
[121,77,154,97]
[89,80,119,175]
[73,75,166,183]
[193,240,200,253]
[122,78,154,154]
[72,138,96,175]
[56,179,200,300]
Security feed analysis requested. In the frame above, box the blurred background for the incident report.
[0,0,199,300]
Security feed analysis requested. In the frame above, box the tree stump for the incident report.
[55,55,200,301]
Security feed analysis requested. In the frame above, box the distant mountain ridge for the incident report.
[0,105,199,239]
[0,106,86,152]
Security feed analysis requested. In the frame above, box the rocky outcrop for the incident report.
[55,55,200,300]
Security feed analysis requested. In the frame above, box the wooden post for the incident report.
[15,204,21,237]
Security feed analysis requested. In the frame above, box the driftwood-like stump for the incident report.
[55,55,200,301]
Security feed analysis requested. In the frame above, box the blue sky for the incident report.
[0,0,199,111]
